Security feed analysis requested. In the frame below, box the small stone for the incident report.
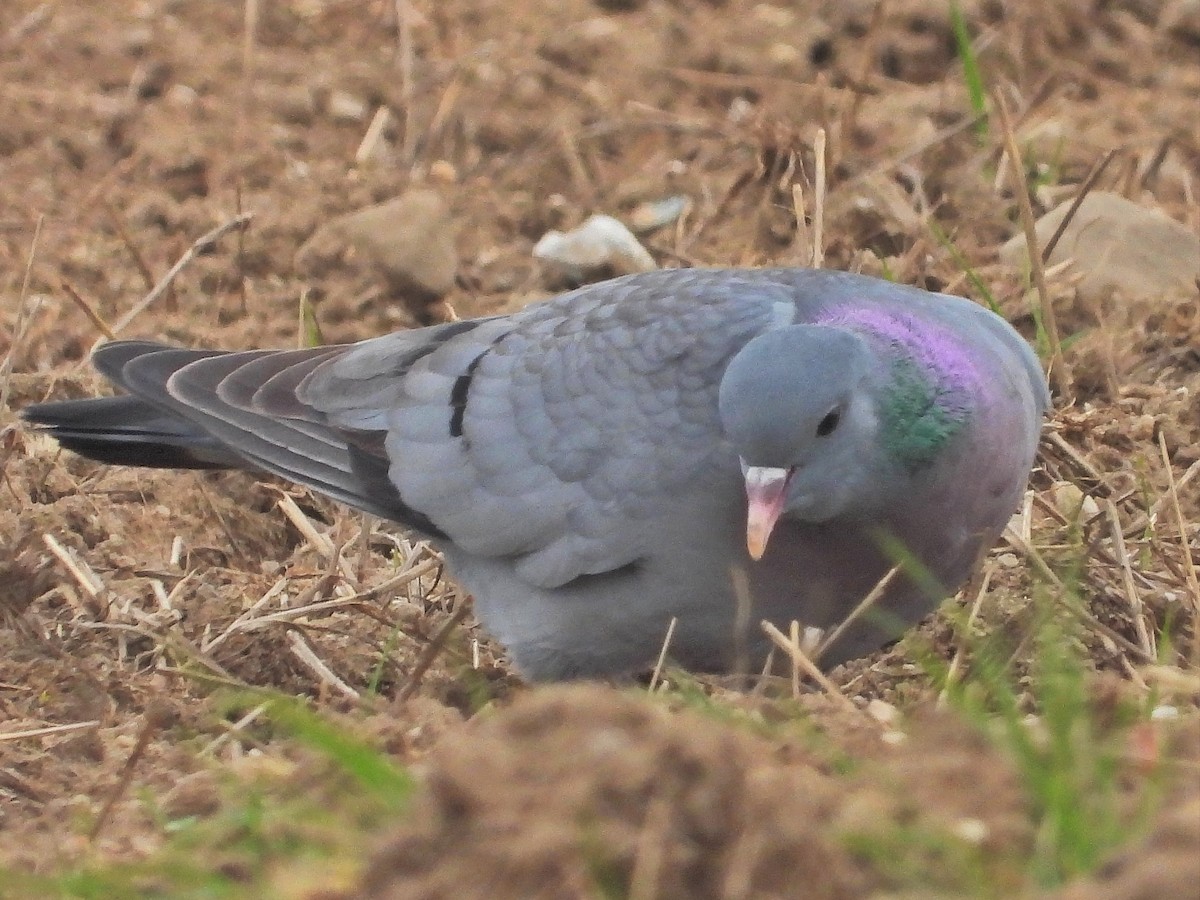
[628,195,690,233]
[866,698,900,725]
[534,214,657,281]
[952,818,989,845]
[428,160,458,184]
[327,89,368,123]
[300,190,458,320]
[1051,481,1086,519]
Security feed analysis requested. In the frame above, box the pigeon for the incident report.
[22,268,1049,680]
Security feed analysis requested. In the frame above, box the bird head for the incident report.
[718,325,884,560]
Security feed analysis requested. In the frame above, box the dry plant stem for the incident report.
[42,533,107,616]
[102,201,158,293]
[992,90,1070,399]
[278,492,336,557]
[789,620,802,699]
[1139,137,1172,190]
[1040,148,1119,263]
[811,128,827,269]
[289,630,359,700]
[1159,433,1200,661]
[760,620,859,714]
[730,565,753,681]
[193,474,247,559]
[88,705,170,842]
[111,213,253,335]
[202,702,269,756]
[556,123,595,200]
[1003,527,1156,663]
[814,565,900,662]
[355,106,393,164]
[938,564,995,706]
[1137,458,1200,533]
[791,183,810,265]
[275,491,362,587]
[395,0,416,165]
[60,280,116,341]
[217,570,439,639]
[0,721,100,743]
[1044,430,1107,490]
[648,616,677,692]
[1106,500,1155,658]
[0,214,43,413]
[396,600,472,702]
[426,74,465,148]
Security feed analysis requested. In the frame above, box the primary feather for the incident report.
[23,268,1048,680]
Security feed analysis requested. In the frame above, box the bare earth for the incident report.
[1,1,1198,897]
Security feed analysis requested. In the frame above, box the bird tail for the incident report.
[22,392,245,470]
[22,340,252,470]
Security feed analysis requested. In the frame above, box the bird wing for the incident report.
[298,271,789,587]
[27,270,797,588]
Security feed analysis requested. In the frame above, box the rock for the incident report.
[327,89,368,124]
[299,190,458,320]
[627,195,690,233]
[533,214,657,282]
[1000,192,1200,305]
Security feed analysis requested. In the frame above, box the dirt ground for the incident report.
[1,0,1198,897]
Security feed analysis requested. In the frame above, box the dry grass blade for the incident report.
[1003,526,1157,664]
[396,601,472,702]
[88,702,175,842]
[1044,430,1108,491]
[289,630,360,700]
[394,0,416,165]
[355,106,393,164]
[275,491,361,588]
[992,90,1071,400]
[648,616,677,692]
[1159,434,1200,661]
[811,128,827,269]
[761,620,860,714]
[815,565,900,662]
[202,577,289,653]
[60,279,116,341]
[1105,499,1155,659]
[0,721,100,743]
[1040,148,1119,263]
[42,532,108,618]
[202,702,269,756]
[939,563,996,705]
[0,214,44,413]
[1129,458,1200,537]
[102,200,158,294]
[111,213,253,335]
[790,183,810,266]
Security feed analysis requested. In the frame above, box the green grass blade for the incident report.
[950,1,988,138]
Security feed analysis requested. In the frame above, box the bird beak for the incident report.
[743,465,792,561]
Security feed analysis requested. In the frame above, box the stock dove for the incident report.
[23,268,1048,680]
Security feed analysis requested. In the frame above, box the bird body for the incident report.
[24,268,1048,680]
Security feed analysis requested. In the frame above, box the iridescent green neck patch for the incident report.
[880,356,968,470]
[817,306,978,471]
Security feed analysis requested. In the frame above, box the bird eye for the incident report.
[816,407,841,437]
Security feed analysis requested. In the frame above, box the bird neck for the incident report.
[877,355,969,471]
[817,306,977,472]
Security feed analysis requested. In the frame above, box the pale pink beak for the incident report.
[743,465,792,561]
